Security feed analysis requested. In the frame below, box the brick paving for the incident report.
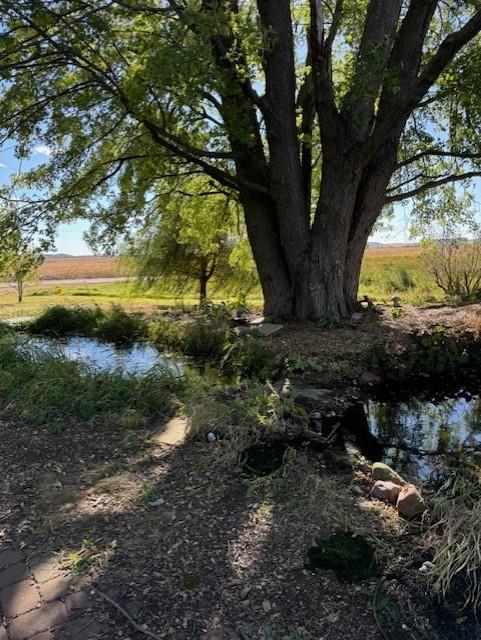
[0,546,103,639]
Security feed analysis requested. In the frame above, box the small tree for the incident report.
[129,185,253,305]
[423,236,481,302]
[0,223,43,302]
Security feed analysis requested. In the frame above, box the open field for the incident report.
[365,244,421,257]
[38,256,123,279]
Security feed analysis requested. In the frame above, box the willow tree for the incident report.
[1,1,481,319]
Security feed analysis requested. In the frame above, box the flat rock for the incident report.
[371,462,406,486]
[233,323,283,337]
[396,484,427,519]
[152,417,188,446]
[371,480,402,505]
[254,323,284,337]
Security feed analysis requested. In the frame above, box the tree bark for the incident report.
[17,279,23,303]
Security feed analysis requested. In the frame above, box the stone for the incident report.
[57,616,102,639]
[371,462,406,486]
[371,480,402,505]
[0,550,24,570]
[359,370,383,386]
[29,557,64,584]
[8,601,68,640]
[0,564,29,589]
[254,323,283,337]
[1,579,41,618]
[39,575,72,602]
[396,484,427,519]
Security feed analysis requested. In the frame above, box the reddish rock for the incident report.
[396,484,427,518]
[359,370,382,386]
[371,480,402,505]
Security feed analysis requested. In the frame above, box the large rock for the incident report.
[359,370,383,386]
[371,462,406,486]
[396,484,427,519]
[371,480,402,505]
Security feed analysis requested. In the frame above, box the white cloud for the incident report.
[0,163,6,168]
[35,144,54,156]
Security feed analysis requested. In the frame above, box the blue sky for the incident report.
[1,143,479,255]
[0,144,92,255]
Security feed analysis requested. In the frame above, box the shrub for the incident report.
[28,305,102,336]
[149,318,185,350]
[181,320,229,359]
[423,466,481,613]
[222,335,280,379]
[95,305,148,345]
[423,238,481,302]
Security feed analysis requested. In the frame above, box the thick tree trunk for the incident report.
[240,189,294,317]
[242,151,395,321]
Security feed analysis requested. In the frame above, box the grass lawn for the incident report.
[0,281,264,319]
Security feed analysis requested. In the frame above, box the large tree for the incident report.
[1,1,481,319]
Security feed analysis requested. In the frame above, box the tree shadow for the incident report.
[1,401,479,640]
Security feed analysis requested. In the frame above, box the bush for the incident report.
[149,318,185,350]
[28,305,102,336]
[95,305,148,345]
[181,320,229,359]
[423,238,481,302]
[222,335,280,379]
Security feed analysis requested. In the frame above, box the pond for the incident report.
[344,395,481,482]
[17,335,185,376]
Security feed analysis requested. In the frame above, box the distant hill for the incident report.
[43,254,114,260]
[367,242,420,249]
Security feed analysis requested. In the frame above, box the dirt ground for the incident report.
[1,409,477,640]
[270,303,481,361]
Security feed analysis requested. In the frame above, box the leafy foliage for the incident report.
[0,211,43,302]
[28,304,148,344]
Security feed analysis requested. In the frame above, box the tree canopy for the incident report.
[1,1,481,318]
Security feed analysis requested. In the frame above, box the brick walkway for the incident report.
[0,547,103,639]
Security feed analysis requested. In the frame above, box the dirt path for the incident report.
[0,278,134,290]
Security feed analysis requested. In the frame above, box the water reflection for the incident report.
[17,335,184,376]
[364,396,481,481]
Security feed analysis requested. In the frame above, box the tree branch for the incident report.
[415,10,481,100]
[396,149,481,169]
[385,170,481,203]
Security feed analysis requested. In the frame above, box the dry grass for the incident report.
[365,244,421,258]
[39,256,124,280]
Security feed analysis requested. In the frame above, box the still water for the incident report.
[363,395,481,481]
[17,335,184,376]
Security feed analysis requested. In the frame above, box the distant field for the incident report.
[39,256,123,280]
[364,245,421,257]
